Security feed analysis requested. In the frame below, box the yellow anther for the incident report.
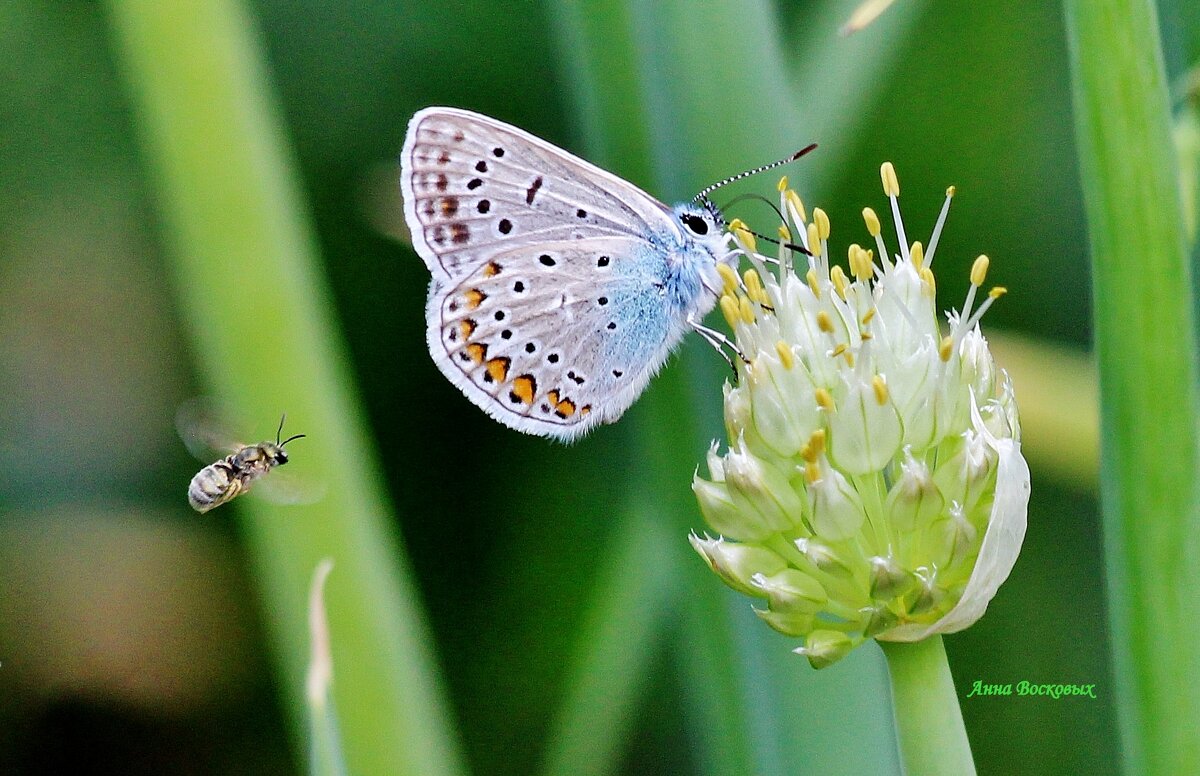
[717,263,740,295]
[919,266,936,293]
[859,331,873,341]
[777,176,788,192]
[910,241,924,269]
[970,255,990,286]
[862,207,881,236]
[830,265,848,299]
[843,350,855,367]
[786,190,807,223]
[881,162,900,197]
[939,335,954,362]
[859,246,875,280]
[806,222,822,256]
[801,430,826,464]
[743,269,763,299]
[946,185,956,198]
[816,310,834,333]
[831,343,847,358]
[872,374,889,405]
[989,286,1008,299]
[720,294,740,328]
[809,428,827,454]
[778,224,792,241]
[739,295,756,324]
[861,307,877,325]
[813,208,831,240]
[805,464,821,484]
[775,341,795,370]
[729,218,757,252]
[806,268,820,294]
[847,244,868,281]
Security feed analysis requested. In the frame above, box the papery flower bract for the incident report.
[692,165,1030,668]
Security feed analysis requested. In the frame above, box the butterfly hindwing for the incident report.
[402,107,738,440]
[401,107,676,279]
[427,237,691,439]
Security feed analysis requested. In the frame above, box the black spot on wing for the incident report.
[526,176,543,205]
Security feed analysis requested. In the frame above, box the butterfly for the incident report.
[399,107,810,441]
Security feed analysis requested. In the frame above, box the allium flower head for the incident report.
[691,164,1030,668]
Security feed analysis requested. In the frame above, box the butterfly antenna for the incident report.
[720,193,812,256]
[692,143,818,204]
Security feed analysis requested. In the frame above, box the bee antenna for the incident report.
[280,433,306,447]
[276,414,287,445]
[692,143,818,203]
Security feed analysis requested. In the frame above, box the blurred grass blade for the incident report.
[1172,68,1200,243]
[988,333,1098,490]
[539,510,681,776]
[1064,0,1200,772]
[546,1,910,774]
[104,1,466,774]
[306,559,347,776]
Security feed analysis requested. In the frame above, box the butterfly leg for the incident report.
[688,316,747,376]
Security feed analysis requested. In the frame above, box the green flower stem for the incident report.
[879,637,975,776]
[104,1,465,774]
[1064,1,1200,773]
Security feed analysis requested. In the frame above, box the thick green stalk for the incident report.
[104,2,465,774]
[879,638,975,776]
[1064,1,1200,773]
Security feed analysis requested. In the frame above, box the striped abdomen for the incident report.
[188,459,242,513]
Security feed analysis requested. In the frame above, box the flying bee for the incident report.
[178,401,309,513]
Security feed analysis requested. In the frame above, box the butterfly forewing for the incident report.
[402,107,736,440]
[428,237,689,439]
[401,107,675,278]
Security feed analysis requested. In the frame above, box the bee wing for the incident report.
[252,466,328,507]
[175,397,248,462]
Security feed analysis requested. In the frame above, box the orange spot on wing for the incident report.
[486,357,511,383]
[511,375,536,405]
[548,389,560,405]
[465,289,486,309]
[580,405,591,416]
[483,262,502,277]
[555,398,577,418]
[467,343,487,364]
[459,319,476,339]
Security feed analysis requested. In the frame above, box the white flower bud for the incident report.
[794,630,855,670]
[807,465,867,541]
[689,534,789,597]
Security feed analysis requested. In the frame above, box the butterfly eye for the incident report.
[681,213,710,236]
